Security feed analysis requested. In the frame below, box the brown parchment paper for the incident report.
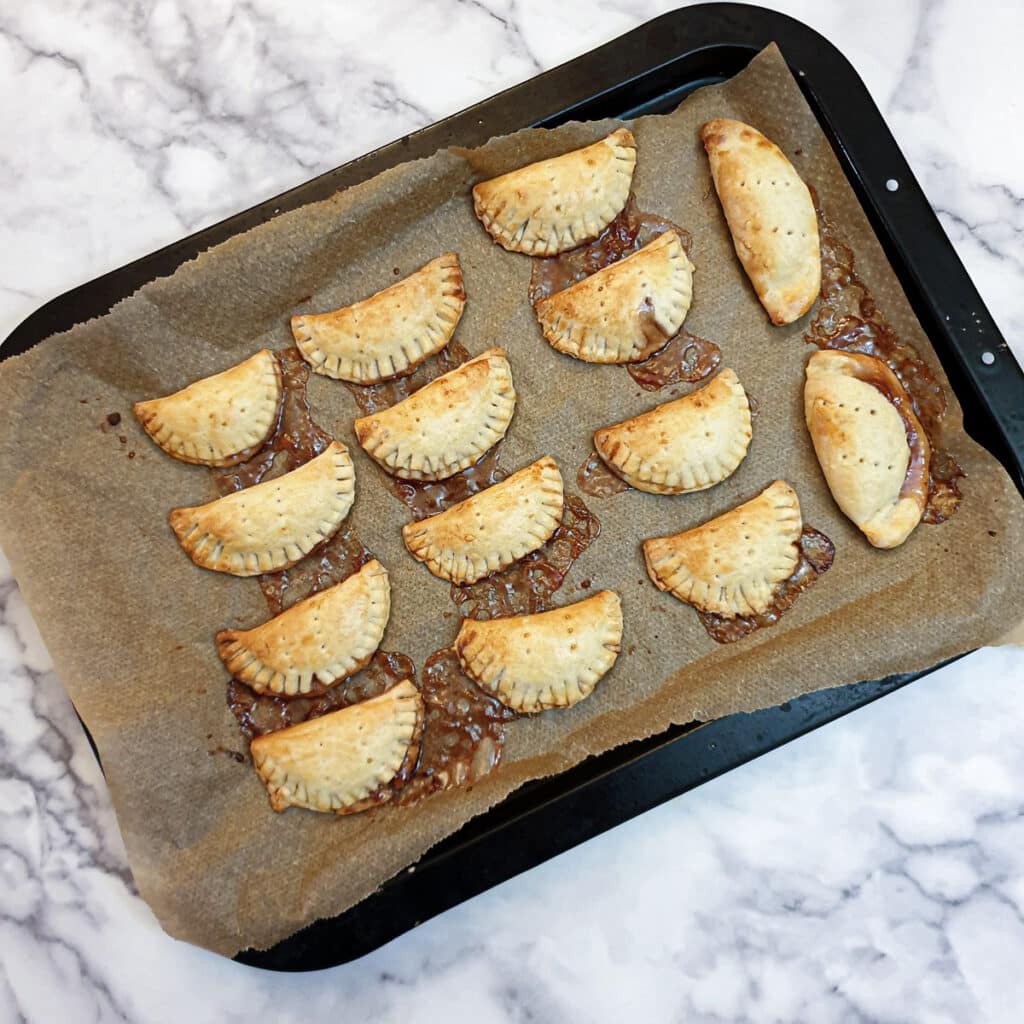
[1,46,1022,956]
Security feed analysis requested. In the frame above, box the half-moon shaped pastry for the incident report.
[168,441,355,576]
[455,590,622,712]
[133,349,282,467]
[251,680,424,814]
[594,369,752,494]
[700,118,820,325]
[472,128,637,256]
[354,348,516,481]
[216,559,390,696]
[643,480,802,617]
[534,231,694,363]
[291,253,466,383]
[402,456,563,584]
[804,349,930,548]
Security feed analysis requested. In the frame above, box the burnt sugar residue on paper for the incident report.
[806,199,964,523]
[528,196,721,389]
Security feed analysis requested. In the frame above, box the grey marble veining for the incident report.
[1,2,1023,1021]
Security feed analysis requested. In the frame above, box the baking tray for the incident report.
[3,4,1021,970]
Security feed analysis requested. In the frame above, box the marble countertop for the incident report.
[2,1,1022,1020]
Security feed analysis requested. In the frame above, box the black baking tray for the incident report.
[4,4,1022,970]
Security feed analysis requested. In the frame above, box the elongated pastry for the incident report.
[251,680,424,814]
[594,369,751,494]
[168,441,355,576]
[534,231,694,363]
[700,118,820,325]
[472,128,637,255]
[291,253,466,383]
[402,457,563,583]
[455,590,622,712]
[354,348,516,481]
[643,481,802,617]
[133,349,282,466]
[216,560,390,696]
[804,349,929,548]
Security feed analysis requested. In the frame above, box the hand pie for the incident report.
[133,349,282,466]
[402,456,563,584]
[169,441,355,576]
[472,128,637,256]
[700,118,820,325]
[594,369,752,494]
[216,560,390,696]
[455,590,622,712]
[804,349,930,548]
[354,348,516,481]
[251,680,424,814]
[643,480,801,617]
[534,231,695,363]
[291,253,466,383]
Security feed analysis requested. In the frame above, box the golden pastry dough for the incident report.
[168,441,355,576]
[472,128,637,255]
[216,560,390,696]
[251,680,423,814]
[594,369,752,494]
[643,480,802,617]
[291,253,466,383]
[534,230,694,363]
[804,349,929,548]
[402,456,563,583]
[455,590,622,712]
[700,118,820,325]
[354,348,516,481]
[133,349,282,467]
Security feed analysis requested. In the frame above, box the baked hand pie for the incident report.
[700,118,820,325]
[455,590,622,712]
[291,253,466,383]
[133,349,282,466]
[168,441,355,576]
[804,349,930,548]
[354,348,516,481]
[643,480,802,617]
[594,368,752,494]
[472,128,637,255]
[216,559,390,696]
[251,680,424,814]
[534,230,695,363]
[402,456,563,583]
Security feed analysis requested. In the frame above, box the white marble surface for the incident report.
[1,1,1022,1020]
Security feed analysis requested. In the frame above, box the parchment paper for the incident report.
[1,46,1022,957]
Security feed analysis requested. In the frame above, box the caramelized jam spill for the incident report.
[577,450,630,498]
[626,328,722,390]
[807,202,964,521]
[698,526,835,644]
[452,495,601,620]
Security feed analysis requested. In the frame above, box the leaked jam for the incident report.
[806,203,964,522]
[625,328,722,390]
[697,526,835,644]
[452,495,601,620]
[576,450,630,498]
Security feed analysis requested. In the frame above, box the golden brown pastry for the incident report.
[251,680,424,814]
[700,118,820,325]
[472,128,637,255]
[291,253,466,383]
[534,231,694,363]
[216,560,390,696]
[133,349,282,467]
[168,441,355,576]
[455,590,622,712]
[354,348,516,481]
[643,481,802,616]
[804,349,929,548]
[594,369,752,494]
[402,457,563,583]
